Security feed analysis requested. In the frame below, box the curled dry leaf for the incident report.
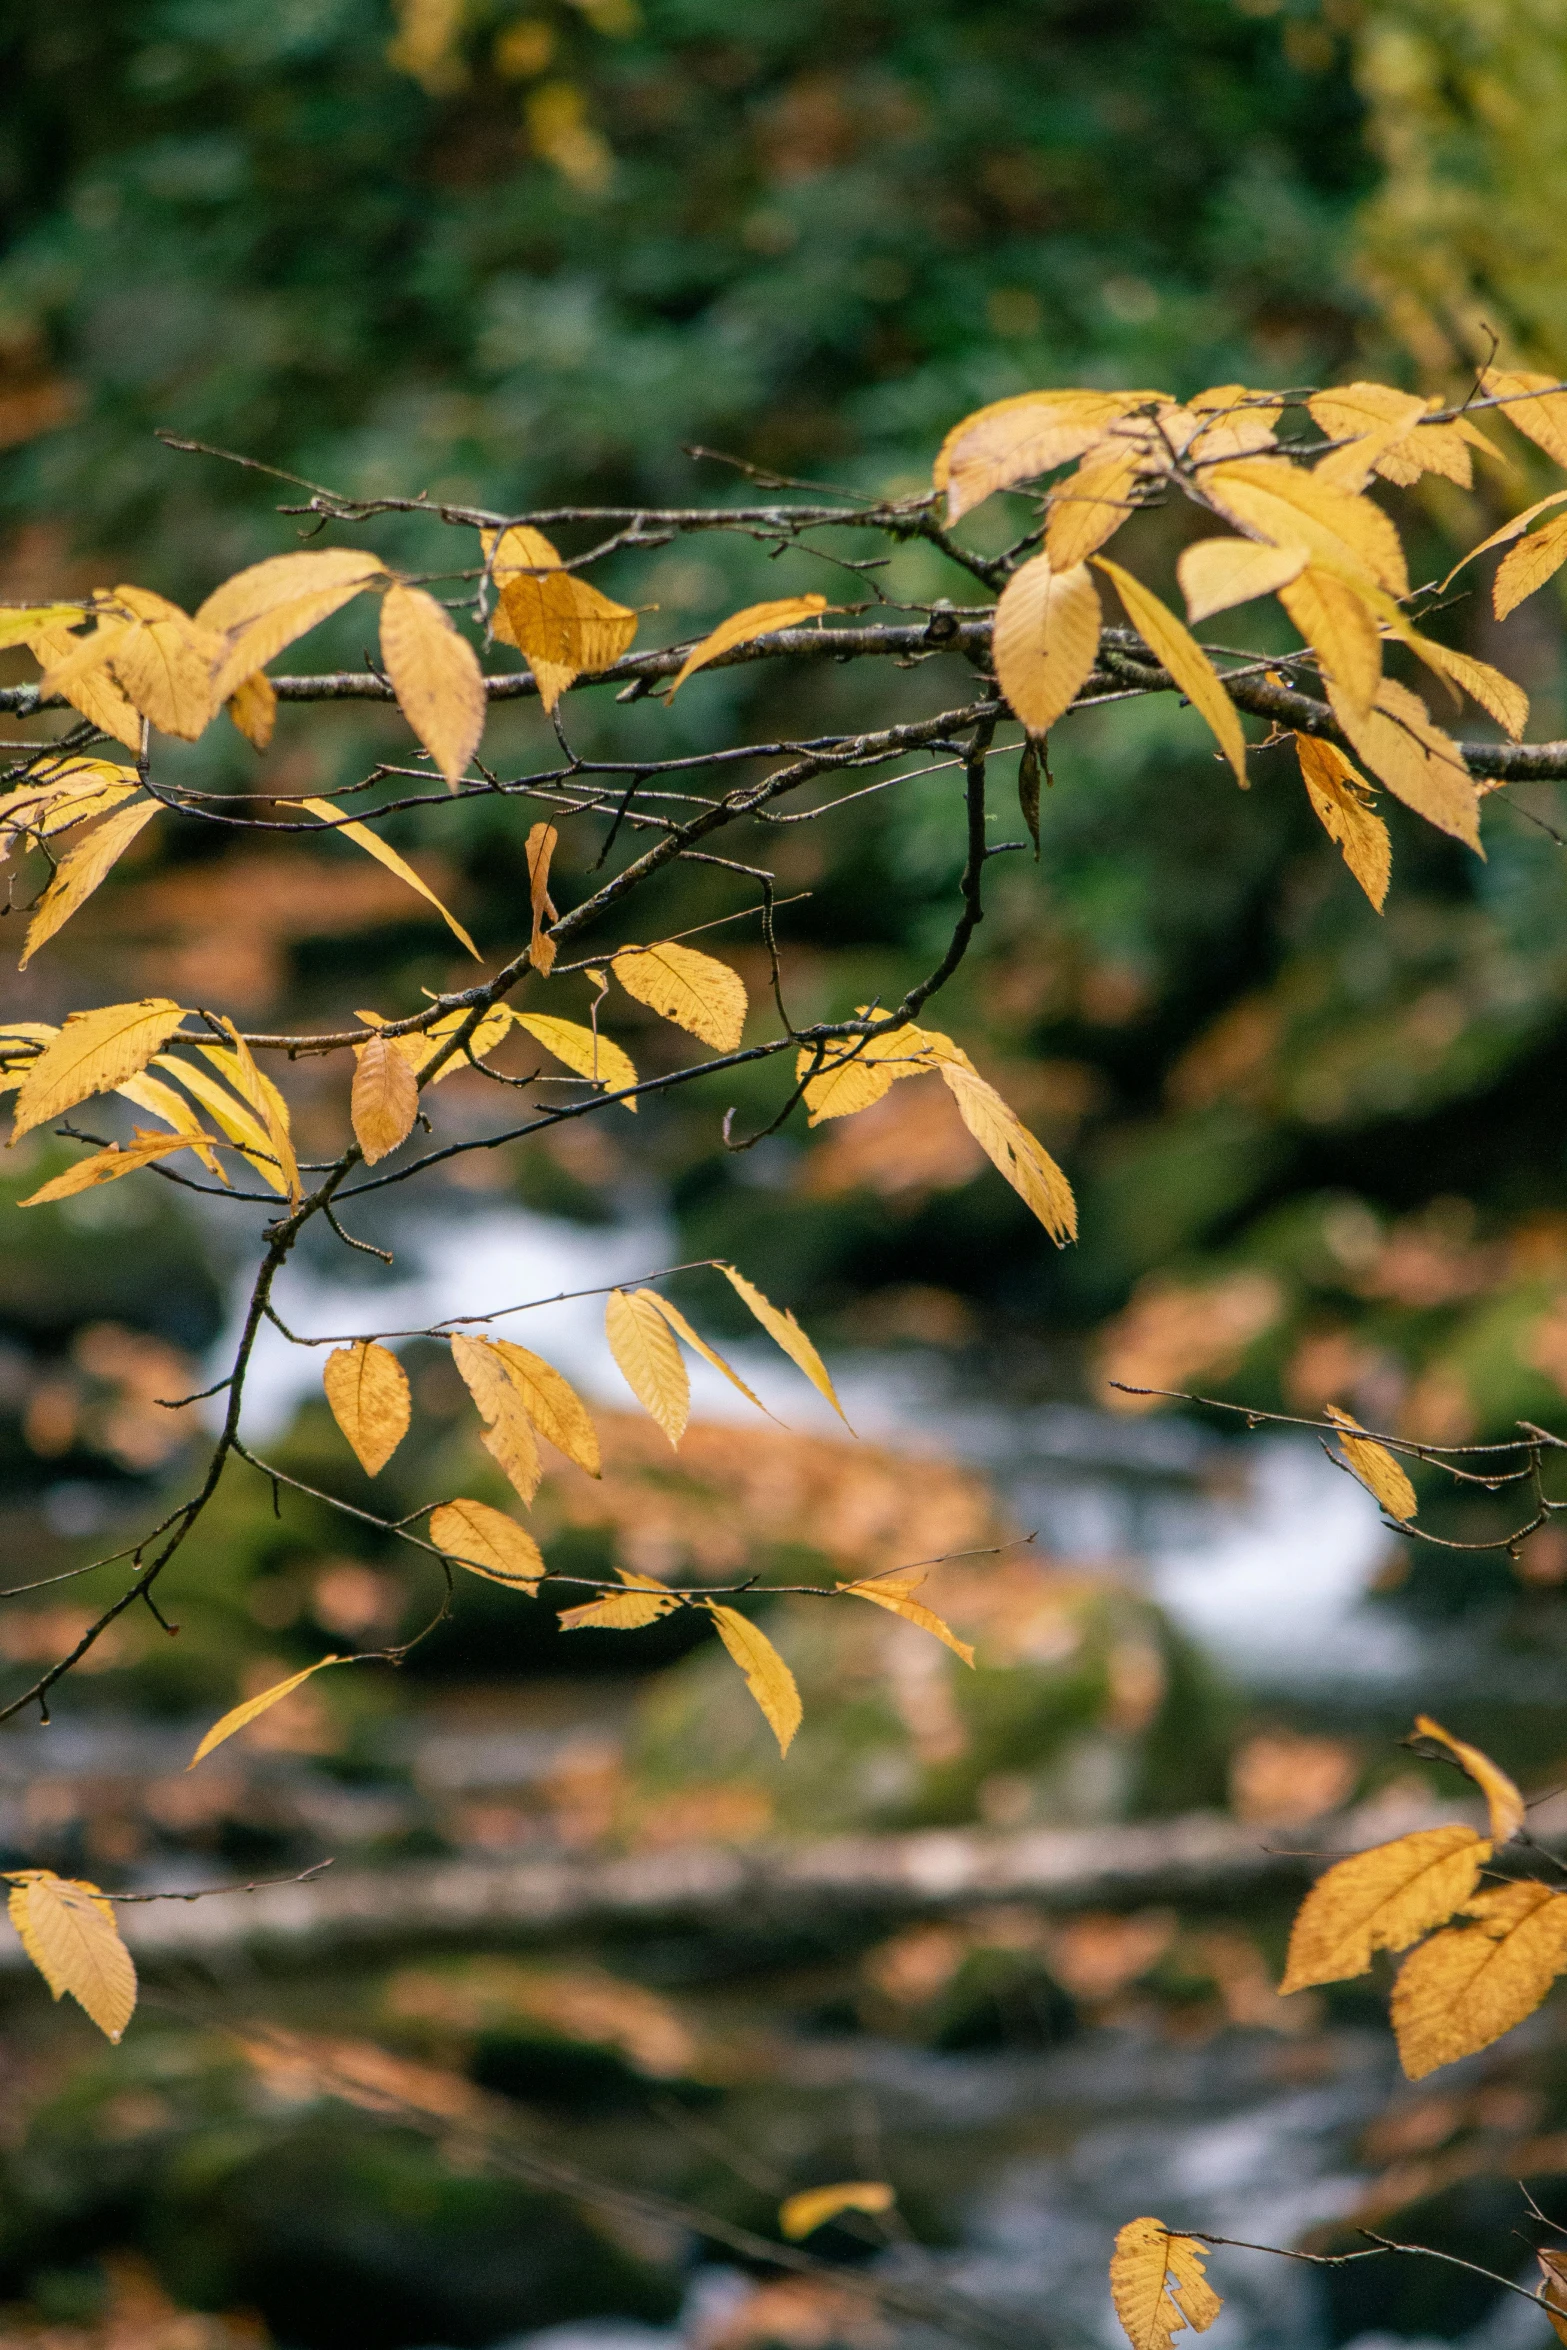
[665,594,830,698]
[322,1341,411,1476]
[721,1263,847,1423]
[1110,2219,1222,2350]
[526,821,559,974]
[1279,1824,1489,1992]
[1391,1881,1567,2079]
[6,1871,137,2043]
[706,1602,802,1756]
[1093,558,1247,786]
[512,1013,638,1108]
[12,998,189,1138]
[428,1498,543,1590]
[189,1657,346,1767]
[1295,736,1390,912]
[19,798,160,969]
[605,1287,691,1447]
[19,1127,215,1206]
[992,554,1101,736]
[838,1572,975,1665]
[1412,1713,1527,1842]
[352,1030,420,1164]
[1325,1403,1418,1520]
[778,2183,895,2240]
[299,798,480,958]
[379,581,486,787]
[612,942,747,1053]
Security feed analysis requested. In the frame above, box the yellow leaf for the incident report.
[1092,558,1247,787]
[322,1341,411,1476]
[605,1288,691,1447]
[992,554,1102,736]
[1295,736,1390,912]
[19,798,160,969]
[106,585,224,741]
[1187,383,1282,458]
[721,1263,848,1423]
[1540,2251,1567,2349]
[1438,486,1567,590]
[482,523,563,586]
[796,1019,933,1125]
[665,595,830,698]
[1176,537,1307,625]
[497,568,638,714]
[512,1013,637,1109]
[189,1657,346,1767]
[12,997,189,1139]
[1324,1403,1417,1520]
[155,1051,286,1192]
[226,672,277,749]
[428,1497,543,1590]
[1279,1824,1490,1992]
[1045,441,1147,571]
[526,820,559,975]
[298,798,480,959]
[642,1290,771,1417]
[489,1338,601,1475]
[0,759,141,856]
[1110,2219,1222,2350]
[1307,386,1500,490]
[198,549,386,696]
[351,1031,420,1164]
[1481,367,1567,471]
[935,1055,1078,1243]
[1400,639,1528,740]
[1327,677,1481,854]
[450,1333,541,1502]
[1494,512,1567,620]
[706,1603,802,1756]
[613,942,747,1053]
[379,582,486,787]
[1413,1713,1527,1842]
[778,2183,895,2240]
[27,620,143,751]
[1311,389,1430,492]
[114,1070,226,1180]
[6,1871,137,2042]
[1391,1881,1567,2079]
[212,1018,299,1202]
[398,1002,514,1081]
[838,1572,975,1665]
[560,1570,680,1631]
[0,602,87,652]
[19,1127,215,1206]
[932,389,1163,523]
[1205,457,1408,595]
[1278,567,1383,719]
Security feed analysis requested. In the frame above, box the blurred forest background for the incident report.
[5,5,1567,2348]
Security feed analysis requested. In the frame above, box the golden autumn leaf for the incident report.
[665,595,830,698]
[399,1003,514,1080]
[1438,485,1567,590]
[488,1338,601,1476]
[1110,2219,1222,2350]
[428,1497,543,1590]
[796,1020,932,1125]
[720,1263,848,1423]
[212,1017,300,1201]
[1278,567,1383,719]
[114,1069,226,1179]
[992,554,1102,736]
[1307,384,1430,489]
[0,602,87,652]
[1400,639,1528,740]
[351,1031,420,1164]
[560,1570,680,1632]
[1092,557,1247,786]
[1045,439,1148,571]
[605,1287,691,1447]
[322,1341,411,1476]
[6,1872,137,2043]
[450,1333,541,1502]
[156,1050,286,1192]
[706,1602,802,1755]
[104,585,224,740]
[189,1657,346,1766]
[226,671,277,749]
[28,619,144,750]
[612,942,747,1053]
[497,568,638,714]
[1,758,141,852]
[19,797,160,969]
[1295,735,1390,912]
[779,2183,895,2240]
[18,1126,215,1206]
[1480,367,1567,471]
[482,522,562,587]
[526,820,558,975]
[1327,677,1481,854]
[1391,1880,1567,2079]
[642,1290,771,1415]
[1204,457,1409,595]
[838,1571,975,1665]
[1412,1714,1527,1842]
[12,998,189,1138]
[512,1013,638,1108]
[1176,537,1307,625]
[199,549,387,699]
[298,798,481,958]
[1280,1824,1490,1992]
[379,581,486,786]
[933,1053,1079,1244]
[933,389,1162,522]
[1324,1404,1418,1520]
[1495,512,1567,620]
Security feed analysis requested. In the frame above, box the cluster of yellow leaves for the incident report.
[797,1015,1076,1245]
[1278,1714,1563,2079]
